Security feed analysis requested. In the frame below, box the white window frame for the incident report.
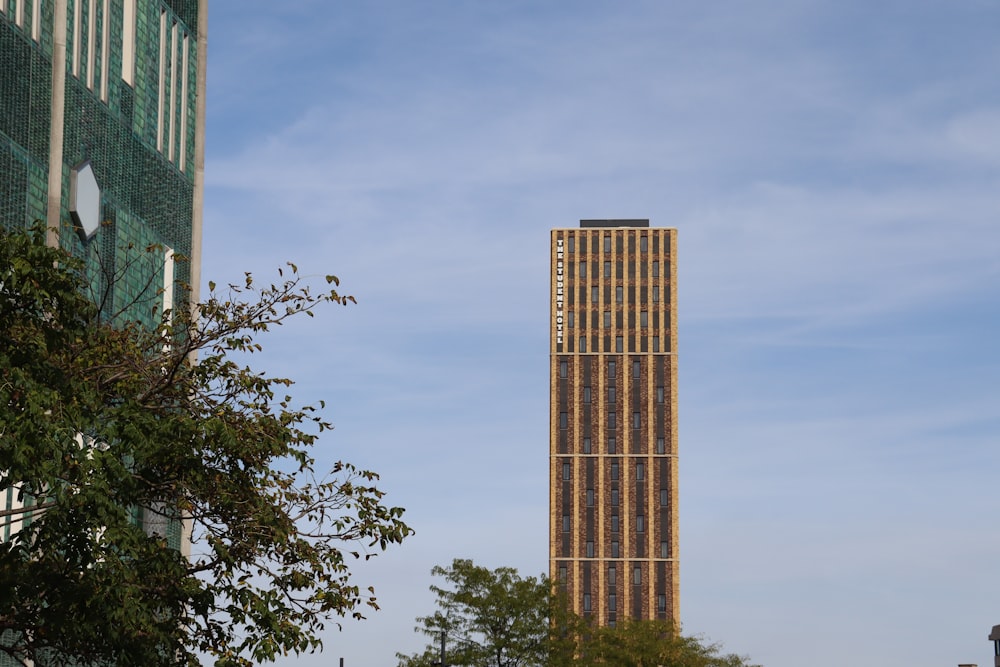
[100,0,110,100]
[86,0,97,89]
[156,9,166,151]
[30,0,40,41]
[121,0,136,85]
[72,0,82,77]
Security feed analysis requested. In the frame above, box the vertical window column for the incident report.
[167,20,179,162]
[179,33,190,170]
[72,0,82,77]
[156,9,167,152]
[30,0,40,41]
[100,0,110,101]
[86,0,97,89]
[121,0,136,85]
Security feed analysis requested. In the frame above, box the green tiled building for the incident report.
[1,4,205,662]
[0,0,205,322]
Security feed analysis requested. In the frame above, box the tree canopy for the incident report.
[398,559,760,667]
[0,224,412,666]
[575,618,761,667]
[396,559,578,667]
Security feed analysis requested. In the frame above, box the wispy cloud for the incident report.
[201,2,1000,666]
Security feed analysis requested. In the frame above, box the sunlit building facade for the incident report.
[550,220,678,626]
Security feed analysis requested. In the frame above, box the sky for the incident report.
[199,1,1000,665]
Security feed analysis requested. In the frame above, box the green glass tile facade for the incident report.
[1,5,203,661]
[1,0,202,328]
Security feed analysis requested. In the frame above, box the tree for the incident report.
[575,618,761,667]
[397,560,760,667]
[396,559,579,667]
[0,224,412,666]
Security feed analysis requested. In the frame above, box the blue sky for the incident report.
[200,2,1000,665]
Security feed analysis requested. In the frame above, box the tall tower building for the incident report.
[550,220,678,626]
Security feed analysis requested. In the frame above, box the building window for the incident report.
[660,489,669,507]
[604,236,611,253]
[616,261,623,278]
[71,0,81,75]
[591,286,599,304]
[167,21,181,160]
[640,311,648,328]
[658,594,667,612]
[633,360,641,378]
[559,361,568,378]
[616,286,623,303]
[636,463,644,480]
[579,261,587,279]
[611,514,619,532]
[583,386,591,403]
[652,261,659,278]
[559,412,568,429]
[580,336,587,353]
[608,565,616,584]
[652,285,660,303]
[656,437,665,454]
[603,311,611,328]
[611,541,620,557]
[568,311,575,328]
[611,490,619,506]
[562,515,570,532]
[121,0,137,84]
[586,541,594,557]
[604,261,611,278]
[652,336,660,353]
[611,462,619,480]
[660,541,669,558]
[586,489,594,507]
[583,594,592,612]
[583,437,592,454]
[636,515,645,532]
[656,386,664,403]
[614,336,623,353]
[633,412,641,429]
[31,0,40,40]
[640,235,648,252]
[562,462,571,480]
[177,32,191,165]
[608,387,616,403]
[633,566,641,585]
[559,565,568,581]
[608,437,616,454]
[608,359,616,377]
[568,237,575,253]
[608,593,617,612]
[88,0,102,90]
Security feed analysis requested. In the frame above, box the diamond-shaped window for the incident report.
[70,161,101,241]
